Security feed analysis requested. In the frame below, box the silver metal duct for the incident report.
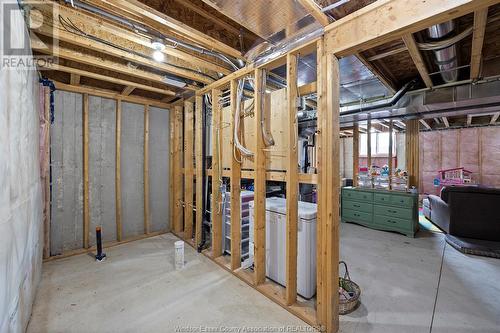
[427,21,458,83]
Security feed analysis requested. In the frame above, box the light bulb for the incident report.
[153,50,164,62]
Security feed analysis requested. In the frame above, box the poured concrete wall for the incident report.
[0,5,43,331]
[149,107,170,233]
[121,102,145,238]
[51,91,83,254]
[89,96,116,245]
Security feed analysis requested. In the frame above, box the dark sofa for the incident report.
[428,186,500,241]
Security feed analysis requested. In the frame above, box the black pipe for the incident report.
[95,226,106,261]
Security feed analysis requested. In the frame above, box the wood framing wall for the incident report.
[46,87,171,261]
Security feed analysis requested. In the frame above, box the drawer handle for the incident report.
[387,220,397,224]
[354,213,360,217]
[388,209,397,214]
[353,204,360,208]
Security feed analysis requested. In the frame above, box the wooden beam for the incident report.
[402,34,433,88]
[30,16,213,84]
[388,120,393,185]
[297,0,331,26]
[367,45,408,61]
[491,112,500,124]
[144,105,151,234]
[352,124,359,187]
[325,0,496,57]
[32,40,196,91]
[122,86,135,96]
[367,120,372,168]
[172,106,184,233]
[115,100,123,241]
[356,53,397,94]
[253,68,267,285]
[184,101,195,240]
[230,79,242,270]
[211,89,223,258]
[70,73,80,85]
[467,114,473,126]
[88,0,244,60]
[285,53,299,305]
[442,117,450,128]
[195,96,204,247]
[52,82,171,109]
[470,8,489,79]
[420,119,432,130]
[83,93,90,249]
[39,63,175,96]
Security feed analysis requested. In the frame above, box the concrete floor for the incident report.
[28,225,500,333]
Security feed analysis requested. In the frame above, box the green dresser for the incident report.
[341,187,419,237]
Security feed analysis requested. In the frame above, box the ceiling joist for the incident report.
[470,8,489,79]
[296,0,331,26]
[402,33,433,88]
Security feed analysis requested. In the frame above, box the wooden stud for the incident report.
[402,34,433,88]
[470,8,489,79]
[367,120,372,168]
[184,101,195,240]
[405,120,420,188]
[115,100,123,241]
[352,124,360,187]
[296,0,330,26]
[83,93,90,249]
[286,53,299,305]
[324,50,341,333]
[467,114,473,126]
[253,68,267,285]
[43,87,51,259]
[144,105,151,234]
[230,80,242,270]
[195,96,204,247]
[172,106,184,233]
[388,120,393,187]
[70,73,80,86]
[211,89,223,258]
[490,112,500,124]
[442,117,450,128]
[122,86,135,96]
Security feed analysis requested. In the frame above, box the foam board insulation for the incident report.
[51,91,84,253]
[89,96,116,244]
[149,107,171,232]
[0,4,43,331]
[121,102,145,238]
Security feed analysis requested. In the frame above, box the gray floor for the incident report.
[27,225,500,333]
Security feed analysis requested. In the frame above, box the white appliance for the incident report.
[249,197,317,299]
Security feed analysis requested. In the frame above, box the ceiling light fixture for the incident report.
[152,38,165,62]
[162,76,187,88]
[153,50,165,62]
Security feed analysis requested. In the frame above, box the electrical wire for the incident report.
[260,69,275,147]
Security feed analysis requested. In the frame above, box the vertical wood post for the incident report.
[172,105,184,232]
[324,50,341,333]
[83,93,90,248]
[195,96,204,246]
[144,105,151,234]
[286,53,299,305]
[184,101,195,240]
[43,87,51,258]
[211,89,223,257]
[230,80,242,270]
[115,100,123,241]
[405,119,420,188]
[253,68,267,285]
[367,119,372,169]
[352,124,359,187]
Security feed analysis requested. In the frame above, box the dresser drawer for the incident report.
[374,193,392,205]
[374,205,413,220]
[343,200,372,213]
[343,208,372,223]
[343,190,373,202]
[390,195,414,208]
[374,214,413,229]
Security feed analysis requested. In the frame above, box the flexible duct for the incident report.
[427,21,458,83]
